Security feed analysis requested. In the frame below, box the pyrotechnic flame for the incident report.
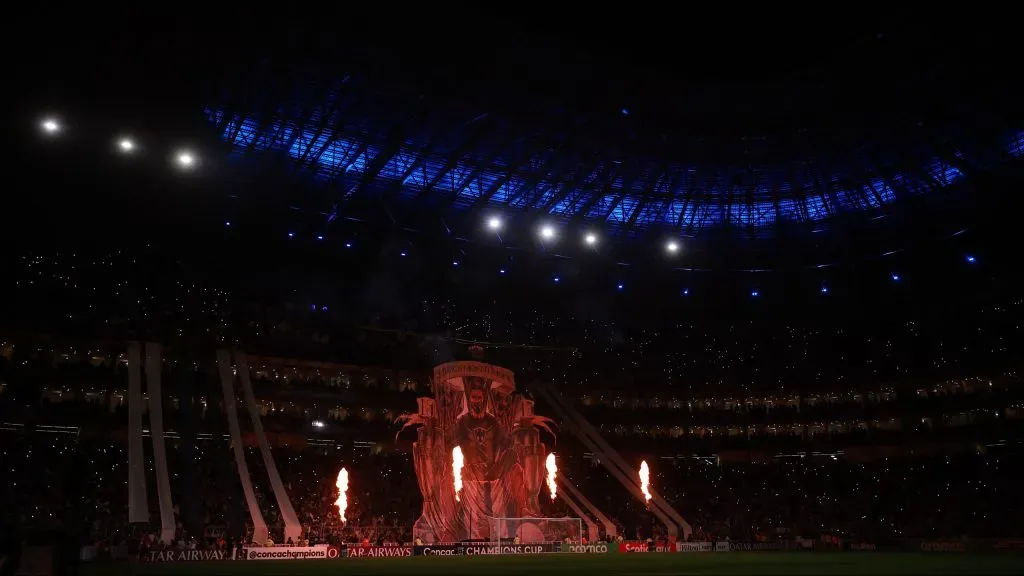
[334,467,349,523]
[639,460,652,503]
[545,452,558,501]
[452,446,464,502]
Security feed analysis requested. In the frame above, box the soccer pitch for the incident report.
[91,553,1024,575]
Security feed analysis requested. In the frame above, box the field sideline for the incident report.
[87,552,1024,575]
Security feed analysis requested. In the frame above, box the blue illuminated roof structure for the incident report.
[204,97,1020,237]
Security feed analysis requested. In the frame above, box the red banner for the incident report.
[346,546,413,558]
[618,541,673,553]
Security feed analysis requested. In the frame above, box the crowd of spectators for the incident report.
[3,243,1024,551]
[558,446,1024,544]
[3,350,1023,550]
[7,425,1020,554]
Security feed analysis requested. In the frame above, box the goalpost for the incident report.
[486,516,583,545]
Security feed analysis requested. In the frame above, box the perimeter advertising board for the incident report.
[140,549,229,563]
[918,541,966,553]
[243,546,340,560]
[346,546,412,558]
[729,542,786,552]
[618,541,674,553]
[412,543,558,556]
[413,545,462,556]
[564,543,615,554]
[463,544,553,555]
[674,541,731,552]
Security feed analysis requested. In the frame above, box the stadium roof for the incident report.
[196,19,1022,239]
[17,14,1022,253]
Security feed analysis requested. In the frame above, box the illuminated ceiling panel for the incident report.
[205,107,1020,236]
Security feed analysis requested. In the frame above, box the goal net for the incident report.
[485,516,583,544]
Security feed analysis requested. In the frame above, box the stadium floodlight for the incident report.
[487,216,503,231]
[539,224,556,240]
[40,117,61,134]
[666,240,680,254]
[176,150,196,168]
[584,232,598,246]
[118,138,135,153]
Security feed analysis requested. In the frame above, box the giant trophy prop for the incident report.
[396,361,556,543]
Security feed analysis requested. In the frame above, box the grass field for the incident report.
[86,552,1024,575]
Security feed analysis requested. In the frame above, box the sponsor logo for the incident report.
[993,540,1024,550]
[414,543,556,556]
[142,550,228,563]
[729,542,782,552]
[850,543,877,551]
[620,542,646,553]
[567,544,610,554]
[413,545,463,556]
[244,546,339,560]
[464,544,547,555]
[347,546,412,558]
[676,542,713,552]
[920,542,965,553]
[422,547,459,556]
[618,541,672,553]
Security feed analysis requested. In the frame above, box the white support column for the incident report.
[234,351,302,543]
[547,384,692,538]
[558,475,616,538]
[127,342,150,524]
[558,489,601,543]
[144,342,176,544]
[216,350,268,545]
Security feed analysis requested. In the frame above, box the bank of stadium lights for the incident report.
[42,116,966,283]
[31,116,690,265]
